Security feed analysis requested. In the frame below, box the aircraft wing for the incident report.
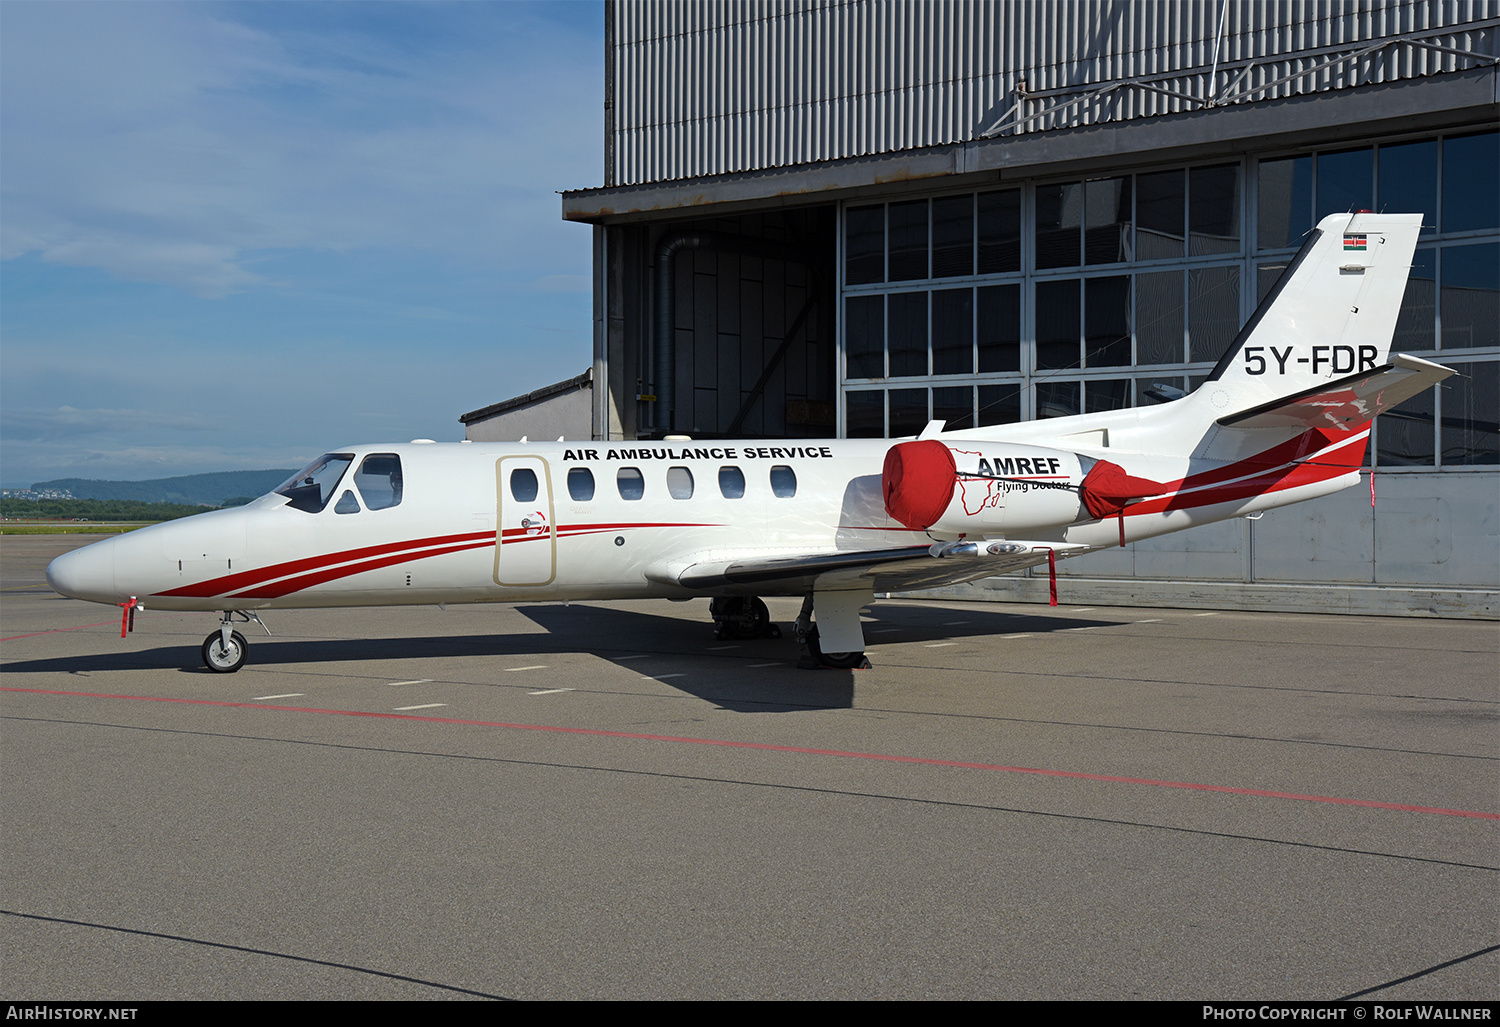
[1217,354,1455,431]
[645,541,1088,595]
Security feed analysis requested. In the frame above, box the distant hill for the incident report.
[31,470,296,507]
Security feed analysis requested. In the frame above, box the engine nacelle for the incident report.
[883,439,1087,537]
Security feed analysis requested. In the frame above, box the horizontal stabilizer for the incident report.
[1216,354,1455,431]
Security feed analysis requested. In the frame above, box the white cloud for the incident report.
[0,1,602,297]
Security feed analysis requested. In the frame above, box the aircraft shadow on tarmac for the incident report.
[2,602,1111,715]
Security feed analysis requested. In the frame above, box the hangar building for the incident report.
[556,0,1499,617]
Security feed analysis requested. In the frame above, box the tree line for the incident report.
[0,498,236,522]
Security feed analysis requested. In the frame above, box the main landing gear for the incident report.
[710,596,781,640]
[793,593,871,670]
[710,593,870,670]
[200,611,270,673]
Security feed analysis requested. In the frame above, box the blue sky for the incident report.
[1,1,603,487]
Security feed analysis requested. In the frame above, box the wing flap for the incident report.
[647,541,1089,595]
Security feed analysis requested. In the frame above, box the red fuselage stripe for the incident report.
[155,530,497,598]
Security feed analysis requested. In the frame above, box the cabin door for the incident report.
[494,456,557,586]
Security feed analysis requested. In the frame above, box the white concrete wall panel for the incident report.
[611,0,1498,185]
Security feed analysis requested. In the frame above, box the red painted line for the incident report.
[2,610,204,642]
[2,621,118,641]
[5,687,1495,821]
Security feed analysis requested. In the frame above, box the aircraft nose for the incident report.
[46,538,117,603]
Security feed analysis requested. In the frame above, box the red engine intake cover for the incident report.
[882,440,957,530]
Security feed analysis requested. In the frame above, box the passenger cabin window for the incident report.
[617,467,645,501]
[510,468,539,503]
[567,467,595,501]
[770,465,797,498]
[718,466,746,499]
[354,454,402,510]
[667,466,694,499]
[275,454,353,513]
[334,490,360,514]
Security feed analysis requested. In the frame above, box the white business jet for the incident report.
[47,213,1452,672]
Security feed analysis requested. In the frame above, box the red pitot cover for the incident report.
[882,440,957,530]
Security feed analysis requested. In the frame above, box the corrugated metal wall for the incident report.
[611,0,1499,185]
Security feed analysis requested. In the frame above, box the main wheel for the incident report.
[202,629,248,673]
[713,596,771,639]
[805,626,866,670]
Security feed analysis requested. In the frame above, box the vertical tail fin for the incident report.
[1203,212,1423,416]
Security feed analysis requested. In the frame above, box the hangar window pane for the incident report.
[1189,164,1240,254]
[354,454,403,510]
[932,288,973,375]
[932,195,973,278]
[1258,155,1312,250]
[510,468,538,503]
[978,385,1021,427]
[718,465,746,498]
[888,291,928,377]
[1085,276,1131,367]
[889,388,927,437]
[1377,387,1435,467]
[845,295,884,378]
[666,466,694,499]
[846,204,885,284]
[1257,261,1289,304]
[1036,183,1083,268]
[1136,170,1184,260]
[977,189,1021,274]
[1136,271,1184,365]
[1440,243,1499,351]
[1393,248,1436,352]
[846,391,884,438]
[567,467,595,501]
[616,467,645,501]
[769,465,797,498]
[1086,379,1133,413]
[1378,139,1436,236]
[1085,177,1132,265]
[888,200,929,281]
[1188,266,1241,363]
[1037,381,1081,419]
[1441,362,1499,465]
[933,386,973,431]
[1442,132,1499,233]
[1316,148,1373,223]
[1036,279,1080,369]
[977,285,1020,372]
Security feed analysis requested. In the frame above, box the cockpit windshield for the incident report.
[275,454,354,513]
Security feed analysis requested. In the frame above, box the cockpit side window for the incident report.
[275,454,354,513]
[334,490,361,514]
[354,454,403,510]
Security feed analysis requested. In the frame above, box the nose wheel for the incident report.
[202,629,248,673]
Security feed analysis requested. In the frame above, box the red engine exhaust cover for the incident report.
[882,440,957,530]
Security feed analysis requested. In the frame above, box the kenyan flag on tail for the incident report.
[1344,234,1367,251]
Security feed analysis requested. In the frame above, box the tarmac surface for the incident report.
[2,534,1496,1000]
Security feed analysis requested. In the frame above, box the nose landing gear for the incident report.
[202,629,247,673]
[200,611,270,673]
